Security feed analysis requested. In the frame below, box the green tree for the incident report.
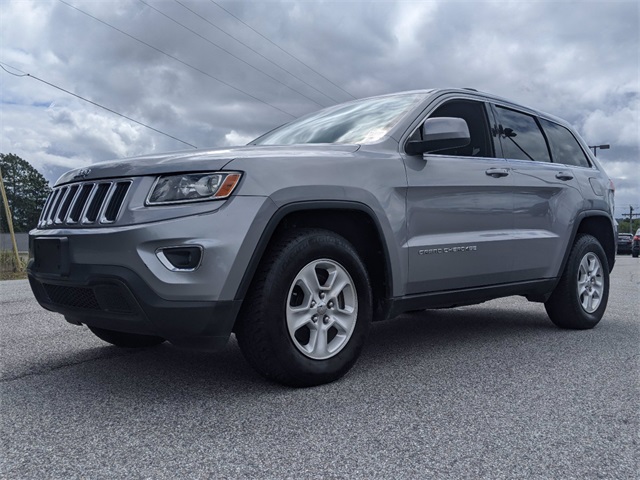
[0,153,51,232]
[617,217,640,235]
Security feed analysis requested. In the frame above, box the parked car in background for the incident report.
[27,88,617,386]
[617,233,633,255]
[632,228,640,258]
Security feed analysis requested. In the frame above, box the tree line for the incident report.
[0,153,51,233]
[617,218,640,235]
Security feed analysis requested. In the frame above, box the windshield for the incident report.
[252,93,426,145]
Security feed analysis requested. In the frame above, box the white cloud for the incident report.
[224,130,253,146]
[392,2,437,49]
[582,104,639,148]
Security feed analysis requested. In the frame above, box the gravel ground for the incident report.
[1,257,638,479]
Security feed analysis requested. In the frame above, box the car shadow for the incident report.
[7,303,570,401]
[366,305,555,355]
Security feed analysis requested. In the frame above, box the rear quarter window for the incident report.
[539,118,591,168]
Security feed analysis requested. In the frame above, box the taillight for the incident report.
[607,179,615,216]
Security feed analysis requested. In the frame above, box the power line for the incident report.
[176,0,345,104]
[58,0,296,119]
[0,62,197,148]
[210,0,357,101]
[137,0,326,108]
[0,65,28,77]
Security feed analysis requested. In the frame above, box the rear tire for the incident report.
[88,326,165,348]
[235,228,372,387]
[545,234,609,329]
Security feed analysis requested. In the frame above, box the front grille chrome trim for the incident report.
[100,181,132,224]
[38,192,55,228]
[38,179,133,229]
[45,189,64,227]
[67,183,95,225]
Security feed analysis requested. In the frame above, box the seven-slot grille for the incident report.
[38,180,132,228]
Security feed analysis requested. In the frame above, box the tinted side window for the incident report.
[539,119,591,168]
[495,107,551,162]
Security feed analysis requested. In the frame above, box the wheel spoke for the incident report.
[293,279,314,307]
[327,268,351,298]
[329,282,349,303]
[585,292,594,312]
[310,327,329,357]
[580,291,587,310]
[288,308,312,331]
[321,267,338,292]
[579,257,590,276]
[298,265,322,295]
[577,278,588,290]
[593,292,599,310]
[332,309,354,333]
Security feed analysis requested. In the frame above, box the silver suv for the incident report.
[28,89,616,386]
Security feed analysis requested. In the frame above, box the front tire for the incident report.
[545,234,609,329]
[235,228,372,387]
[88,326,165,348]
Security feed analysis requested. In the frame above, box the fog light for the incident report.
[156,246,203,271]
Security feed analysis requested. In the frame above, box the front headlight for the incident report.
[146,172,242,205]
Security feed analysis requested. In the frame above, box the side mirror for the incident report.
[405,117,471,156]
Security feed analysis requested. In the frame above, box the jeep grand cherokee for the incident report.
[28,89,616,386]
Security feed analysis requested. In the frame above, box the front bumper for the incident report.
[27,195,274,350]
[28,264,241,350]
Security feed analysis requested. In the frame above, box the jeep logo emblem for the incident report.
[73,168,92,180]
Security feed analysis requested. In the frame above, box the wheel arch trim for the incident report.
[553,210,616,288]
[232,200,395,309]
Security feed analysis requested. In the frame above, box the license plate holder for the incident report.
[33,237,70,276]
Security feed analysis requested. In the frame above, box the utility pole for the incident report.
[0,167,23,271]
[621,205,640,234]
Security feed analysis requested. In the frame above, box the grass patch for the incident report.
[0,250,28,280]
[0,270,27,280]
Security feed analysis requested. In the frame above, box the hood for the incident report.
[55,144,360,186]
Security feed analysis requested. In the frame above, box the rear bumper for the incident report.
[617,244,632,254]
[28,263,241,350]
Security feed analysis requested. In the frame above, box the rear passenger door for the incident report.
[492,105,584,281]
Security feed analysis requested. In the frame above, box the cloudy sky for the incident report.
[1,0,638,217]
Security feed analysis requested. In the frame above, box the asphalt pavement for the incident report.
[1,257,638,479]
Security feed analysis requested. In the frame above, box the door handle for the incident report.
[485,168,510,178]
[555,172,574,181]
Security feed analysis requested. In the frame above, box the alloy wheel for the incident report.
[286,259,358,360]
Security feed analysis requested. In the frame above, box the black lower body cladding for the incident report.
[28,262,241,351]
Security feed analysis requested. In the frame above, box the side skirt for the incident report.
[387,278,557,319]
